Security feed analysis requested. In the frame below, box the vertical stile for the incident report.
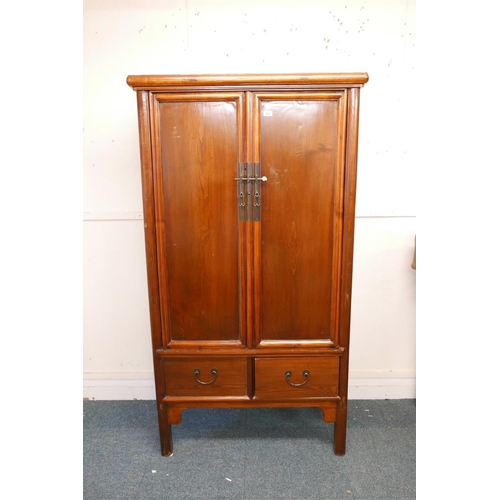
[252,94,262,348]
[245,92,254,350]
[149,93,171,348]
[237,92,248,349]
[330,92,348,347]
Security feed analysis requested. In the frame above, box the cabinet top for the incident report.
[126,73,369,90]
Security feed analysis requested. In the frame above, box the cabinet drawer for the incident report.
[254,357,340,399]
[164,357,248,397]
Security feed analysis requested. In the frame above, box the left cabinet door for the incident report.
[149,92,247,347]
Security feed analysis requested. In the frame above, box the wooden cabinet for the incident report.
[127,73,368,455]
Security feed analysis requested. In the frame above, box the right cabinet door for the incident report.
[252,92,348,348]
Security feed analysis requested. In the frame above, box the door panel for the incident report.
[153,93,245,344]
[253,93,346,345]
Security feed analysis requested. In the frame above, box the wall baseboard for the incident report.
[348,370,416,399]
[83,212,416,221]
[348,378,416,399]
[83,371,415,401]
[83,373,155,401]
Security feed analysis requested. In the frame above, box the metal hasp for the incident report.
[235,163,267,221]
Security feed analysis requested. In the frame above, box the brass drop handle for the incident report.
[193,368,218,385]
[285,369,310,387]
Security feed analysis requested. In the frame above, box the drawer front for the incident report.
[254,357,340,399]
[164,357,248,397]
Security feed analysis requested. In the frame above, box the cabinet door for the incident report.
[252,92,347,347]
[150,93,247,347]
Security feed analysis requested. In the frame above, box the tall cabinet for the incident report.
[127,73,368,455]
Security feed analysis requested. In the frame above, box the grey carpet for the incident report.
[83,399,416,499]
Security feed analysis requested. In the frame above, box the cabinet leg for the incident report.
[158,404,173,456]
[333,405,347,456]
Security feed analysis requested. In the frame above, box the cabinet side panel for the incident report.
[158,98,241,342]
[338,87,361,404]
[136,91,166,397]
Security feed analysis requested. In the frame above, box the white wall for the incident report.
[83,0,416,400]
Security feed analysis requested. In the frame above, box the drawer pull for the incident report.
[284,369,310,387]
[193,368,218,385]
